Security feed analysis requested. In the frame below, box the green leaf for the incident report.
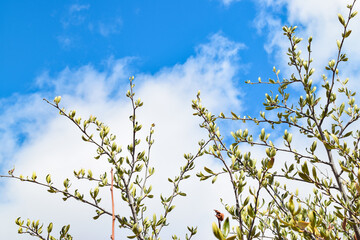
[340,163,351,172]
[226,236,237,240]
[47,222,53,233]
[178,192,186,197]
[312,167,317,180]
[308,211,316,227]
[344,30,352,38]
[296,221,309,230]
[288,195,295,215]
[330,133,339,145]
[212,222,225,240]
[302,161,309,175]
[222,217,230,237]
[243,196,250,206]
[267,157,274,169]
[167,205,176,212]
[212,175,218,184]
[336,40,341,50]
[338,13,345,26]
[298,172,312,183]
[46,174,51,184]
[204,167,214,174]
[231,112,239,119]
[343,131,352,138]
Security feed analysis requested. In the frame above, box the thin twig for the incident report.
[111,168,115,240]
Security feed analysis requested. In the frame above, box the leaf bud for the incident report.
[46,174,51,184]
[31,171,37,181]
[94,187,99,198]
[338,13,345,26]
[54,96,62,105]
[351,11,358,18]
[309,68,315,75]
[47,222,53,233]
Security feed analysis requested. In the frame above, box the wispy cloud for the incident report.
[0,33,246,239]
[69,4,90,14]
[221,0,241,7]
[98,18,123,37]
[60,4,122,38]
[61,4,90,28]
[57,35,72,48]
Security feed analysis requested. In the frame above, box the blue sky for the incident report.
[1,0,360,239]
[0,0,274,98]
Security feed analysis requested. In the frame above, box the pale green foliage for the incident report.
[192,1,360,239]
[212,217,237,240]
[15,217,71,240]
[1,77,204,240]
[1,1,360,240]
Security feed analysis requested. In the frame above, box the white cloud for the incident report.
[254,0,360,82]
[0,33,246,239]
[251,0,360,202]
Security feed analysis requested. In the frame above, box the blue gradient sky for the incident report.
[0,0,276,98]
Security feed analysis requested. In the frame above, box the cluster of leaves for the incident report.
[193,1,360,239]
[1,77,207,240]
[212,217,237,240]
[15,217,72,240]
